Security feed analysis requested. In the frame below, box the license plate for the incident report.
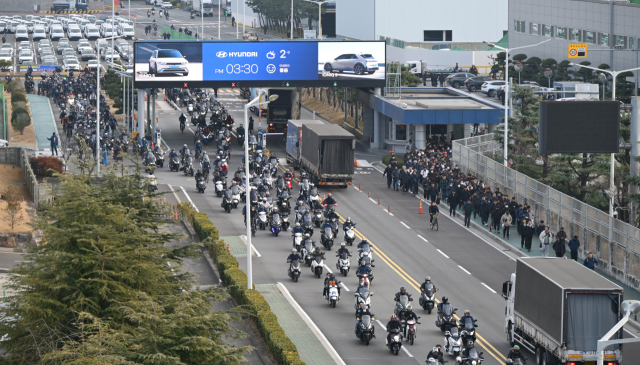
[170,65,179,69]
[584,362,596,365]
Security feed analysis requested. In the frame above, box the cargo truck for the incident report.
[267,88,298,133]
[502,258,623,365]
[193,0,214,16]
[51,0,88,11]
[286,119,323,170]
[300,124,355,187]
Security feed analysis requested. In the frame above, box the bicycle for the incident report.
[430,213,439,231]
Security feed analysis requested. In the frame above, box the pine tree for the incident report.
[0,169,250,364]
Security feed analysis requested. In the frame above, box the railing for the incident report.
[0,84,5,140]
[379,36,406,49]
[453,134,640,291]
[0,147,39,210]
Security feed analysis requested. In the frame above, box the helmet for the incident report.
[347,217,351,222]
[262,197,267,202]
[362,251,369,257]
[171,148,175,152]
[301,172,306,177]
[298,201,303,205]
[305,233,310,238]
[442,296,448,304]
[400,286,406,293]
[467,341,474,348]
[292,248,296,253]
[425,276,431,282]
[286,168,290,172]
[341,242,345,247]
[433,347,439,353]
[361,238,368,245]
[390,314,397,321]
[328,193,332,197]
[239,124,243,127]
[197,169,201,174]
[407,306,412,311]
[513,345,520,352]
[265,192,270,197]
[464,310,470,316]
[329,273,335,279]
[183,144,187,147]
[296,222,301,228]
[360,261,366,266]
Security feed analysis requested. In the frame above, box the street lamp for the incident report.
[245,91,279,290]
[596,300,640,365]
[290,0,294,40]
[483,38,551,167]
[303,0,327,39]
[569,62,640,217]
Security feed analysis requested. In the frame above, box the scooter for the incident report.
[302,239,315,266]
[293,232,303,251]
[356,314,375,346]
[405,318,420,345]
[281,212,290,231]
[336,251,351,276]
[321,226,334,249]
[344,225,356,245]
[419,284,438,314]
[287,259,301,282]
[444,326,462,357]
[310,255,324,278]
[196,176,206,193]
[354,286,373,310]
[326,284,339,308]
[387,328,403,356]
[257,211,268,230]
[215,179,226,197]
[269,213,281,237]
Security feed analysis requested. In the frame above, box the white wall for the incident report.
[337,0,508,43]
[385,46,499,69]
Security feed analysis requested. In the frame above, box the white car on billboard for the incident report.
[148,49,189,76]
[322,53,379,75]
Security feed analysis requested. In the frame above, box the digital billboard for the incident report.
[133,40,385,88]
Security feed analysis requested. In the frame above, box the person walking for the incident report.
[584,252,598,270]
[383,164,393,188]
[422,71,427,87]
[447,190,459,217]
[438,73,445,87]
[568,235,580,261]
[232,16,236,26]
[462,199,473,227]
[263,25,268,35]
[48,132,59,156]
[392,166,400,191]
[501,211,512,239]
[524,219,534,251]
[539,226,552,257]
[553,237,566,258]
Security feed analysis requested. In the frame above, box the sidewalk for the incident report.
[255,283,343,365]
[25,94,56,151]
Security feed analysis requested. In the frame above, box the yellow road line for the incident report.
[336,214,507,364]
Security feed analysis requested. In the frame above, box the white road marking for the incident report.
[353,186,360,191]
[458,265,472,275]
[481,283,497,294]
[400,222,410,229]
[437,249,449,259]
[322,264,350,291]
[417,235,428,242]
[179,186,199,212]
[369,198,377,204]
[401,345,414,357]
[374,320,413,357]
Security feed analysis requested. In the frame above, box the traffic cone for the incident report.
[368,191,370,199]
[164,94,166,101]
[388,205,391,213]
[323,193,325,200]
[419,199,424,214]
[227,243,231,254]
[145,94,147,101]
[354,157,358,167]
[174,207,178,219]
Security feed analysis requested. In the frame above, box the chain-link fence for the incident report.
[452,133,640,291]
[161,27,197,40]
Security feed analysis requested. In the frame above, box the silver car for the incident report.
[148,49,189,76]
[323,53,379,75]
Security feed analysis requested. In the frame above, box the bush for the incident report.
[11,107,28,123]
[12,113,31,135]
[381,154,404,167]
[30,156,64,177]
[11,91,27,104]
[7,80,24,93]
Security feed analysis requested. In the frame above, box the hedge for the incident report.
[381,154,404,167]
[190,212,305,365]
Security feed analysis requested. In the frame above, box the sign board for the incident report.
[303,30,316,39]
[133,40,386,88]
[18,65,59,73]
[568,43,587,58]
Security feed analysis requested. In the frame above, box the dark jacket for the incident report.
[584,257,598,270]
[553,240,566,256]
[568,238,580,252]
[462,202,473,215]
[447,192,459,207]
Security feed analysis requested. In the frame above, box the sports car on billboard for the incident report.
[148,49,189,76]
[323,53,379,75]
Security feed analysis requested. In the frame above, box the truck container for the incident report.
[193,0,214,16]
[286,119,323,170]
[502,257,623,365]
[51,0,88,11]
[300,124,355,187]
[267,88,297,133]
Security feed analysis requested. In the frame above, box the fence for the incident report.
[161,27,197,40]
[0,84,5,140]
[452,134,640,291]
[0,147,40,210]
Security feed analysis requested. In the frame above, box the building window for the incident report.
[585,31,595,44]
[555,27,566,39]
[513,20,525,33]
[544,25,552,37]
[599,32,609,46]
[570,28,580,41]
[630,37,636,50]
[424,30,443,42]
[614,35,626,48]
[395,123,407,141]
[530,23,539,35]
[445,30,452,42]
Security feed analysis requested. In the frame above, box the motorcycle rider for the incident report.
[322,193,337,206]
[179,113,186,129]
[356,260,372,279]
[237,123,245,137]
[292,222,304,235]
[357,238,370,249]
[310,246,325,263]
[386,314,403,344]
[169,148,178,160]
[420,276,437,292]
[460,341,482,361]
[180,144,190,159]
[402,307,421,337]
[336,242,352,257]
[355,302,375,336]
[461,310,475,325]
[194,139,204,157]
[283,168,293,181]
[321,219,335,240]
[144,148,156,166]
[507,345,527,363]
[323,273,342,298]
[194,169,204,181]
[394,286,412,302]
[437,296,450,312]
[201,155,212,173]
[343,217,356,231]
[287,248,302,262]
[427,345,446,364]
[213,171,224,183]
[295,200,307,214]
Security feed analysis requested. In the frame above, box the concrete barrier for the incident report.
[0,147,40,210]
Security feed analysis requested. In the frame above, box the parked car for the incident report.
[50,26,64,40]
[15,25,28,41]
[84,25,100,40]
[18,50,34,64]
[445,72,475,88]
[465,76,492,92]
[32,26,46,41]
[148,49,189,76]
[481,80,506,97]
[161,1,173,9]
[101,50,120,62]
[0,51,11,63]
[63,58,80,70]
[81,48,97,61]
[87,59,99,71]
[322,53,379,75]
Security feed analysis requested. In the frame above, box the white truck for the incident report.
[51,0,88,11]
[406,60,427,77]
[502,258,623,365]
[193,0,214,16]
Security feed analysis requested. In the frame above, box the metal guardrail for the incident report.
[1,84,5,140]
[452,134,640,291]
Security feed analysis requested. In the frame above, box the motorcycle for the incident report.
[506,359,523,365]
[187,103,194,116]
[326,284,340,307]
[394,294,413,321]
[169,155,180,171]
[313,207,324,228]
[284,175,293,190]
[310,254,324,278]
[321,226,334,249]
[257,210,268,230]
[419,283,438,314]
[269,212,281,237]
[155,149,164,167]
[293,232,303,251]
[230,185,241,208]
[196,176,206,193]
[301,239,315,266]
[215,179,226,197]
[427,357,447,365]
[354,286,373,310]
[309,187,322,207]
[182,156,194,176]
[460,317,478,346]
[336,251,351,276]
[445,325,463,357]
[456,346,484,365]
[436,303,458,332]
[281,212,290,231]
[222,190,233,213]
[344,225,356,245]
[356,314,375,346]
[405,318,420,345]
[324,203,337,218]
[237,130,245,146]
[287,259,301,282]
[387,328,403,356]
[302,212,314,236]
[358,273,372,287]
[358,242,374,264]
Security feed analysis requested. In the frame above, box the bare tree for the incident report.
[3,186,23,230]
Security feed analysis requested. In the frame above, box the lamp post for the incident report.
[201,3,204,40]
[569,62,640,217]
[483,38,551,167]
[290,0,294,40]
[245,92,279,290]
[596,300,640,365]
[303,0,327,39]
[96,55,101,174]
[218,0,221,39]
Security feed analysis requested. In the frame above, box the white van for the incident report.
[15,25,28,41]
[100,24,114,37]
[32,26,46,41]
[119,24,134,39]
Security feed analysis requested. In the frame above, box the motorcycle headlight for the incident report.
[472,361,477,365]
[393,335,400,341]
[456,357,461,363]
